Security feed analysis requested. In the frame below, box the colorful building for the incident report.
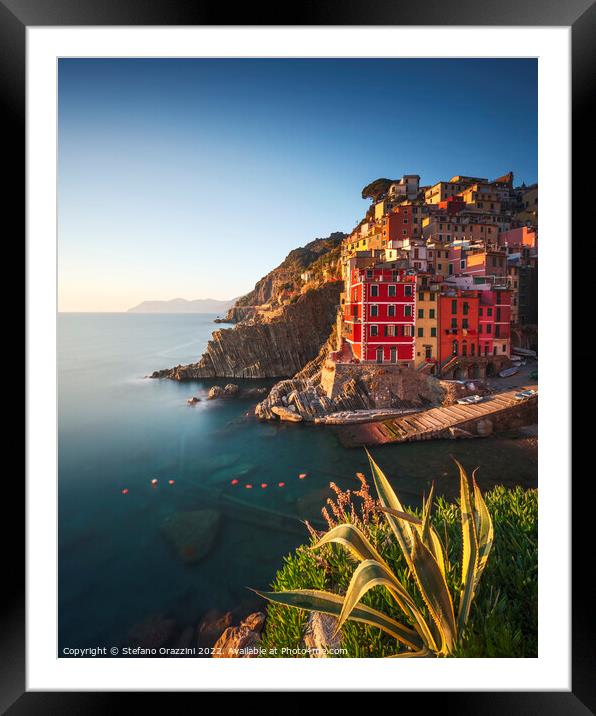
[478,289,512,357]
[438,290,481,367]
[414,274,441,372]
[343,267,416,364]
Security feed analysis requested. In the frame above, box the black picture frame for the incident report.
[9,0,593,709]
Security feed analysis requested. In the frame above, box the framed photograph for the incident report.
[9,0,591,707]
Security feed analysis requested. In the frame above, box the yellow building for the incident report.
[424,176,486,204]
[414,278,441,372]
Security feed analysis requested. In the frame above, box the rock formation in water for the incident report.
[151,232,345,380]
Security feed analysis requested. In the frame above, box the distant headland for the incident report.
[127,297,237,314]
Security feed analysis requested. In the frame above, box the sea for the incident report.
[58,312,537,653]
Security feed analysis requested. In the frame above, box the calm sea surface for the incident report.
[58,313,537,653]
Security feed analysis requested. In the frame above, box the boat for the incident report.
[514,389,538,400]
[499,366,519,378]
[512,347,537,358]
[457,395,484,405]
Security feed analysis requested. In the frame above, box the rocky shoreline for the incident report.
[151,282,342,381]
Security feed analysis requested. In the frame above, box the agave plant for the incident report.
[255,451,493,657]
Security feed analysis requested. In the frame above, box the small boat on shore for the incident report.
[499,366,519,378]
[512,347,537,358]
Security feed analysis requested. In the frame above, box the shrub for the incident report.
[257,458,537,658]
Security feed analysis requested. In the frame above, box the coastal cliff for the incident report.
[151,233,345,380]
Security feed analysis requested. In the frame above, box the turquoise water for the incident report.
[58,313,537,653]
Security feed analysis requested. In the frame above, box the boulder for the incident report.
[207,386,224,400]
[212,612,266,658]
[223,383,240,397]
[271,405,303,422]
[302,612,341,657]
[161,509,221,563]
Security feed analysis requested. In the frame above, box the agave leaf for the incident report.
[388,645,434,658]
[366,450,414,562]
[410,529,457,655]
[335,559,438,652]
[455,459,479,634]
[253,588,423,650]
[380,505,447,579]
[312,522,388,569]
[472,470,494,589]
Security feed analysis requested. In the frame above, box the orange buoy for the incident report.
[231,479,239,486]
[298,473,307,480]
[151,479,158,486]
[245,483,253,489]
[168,479,175,485]
[261,483,268,489]
[278,482,285,488]
[121,488,129,495]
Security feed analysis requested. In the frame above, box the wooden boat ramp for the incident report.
[335,387,538,448]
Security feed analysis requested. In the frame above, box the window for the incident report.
[370,284,378,297]
[479,307,483,316]
[463,302,469,315]
[462,318,469,329]
[430,327,437,337]
[404,285,413,296]
[388,305,396,317]
[388,285,396,297]
[451,300,457,314]
[384,325,396,337]
[502,344,507,352]
[460,260,466,269]
[370,305,378,317]
[404,325,413,337]
[451,318,457,329]
[370,325,378,336]
[429,309,435,319]
[404,305,412,317]
[418,327,424,337]
[429,293,436,302]
[419,291,425,301]
[487,308,493,316]
[486,324,492,333]
[418,309,424,319]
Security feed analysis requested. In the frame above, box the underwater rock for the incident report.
[161,509,221,563]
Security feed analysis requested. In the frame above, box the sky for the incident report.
[58,58,537,312]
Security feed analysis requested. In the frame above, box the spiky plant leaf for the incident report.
[379,504,447,579]
[312,522,388,569]
[366,450,414,563]
[455,459,479,633]
[254,588,423,650]
[472,470,494,589]
[410,529,457,655]
[337,559,439,651]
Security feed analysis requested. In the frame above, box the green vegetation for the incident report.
[361,178,395,201]
[257,457,537,658]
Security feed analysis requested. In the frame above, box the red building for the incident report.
[382,204,424,244]
[478,289,511,357]
[344,267,416,364]
[438,290,480,366]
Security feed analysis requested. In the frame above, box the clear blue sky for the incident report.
[58,58,537,312]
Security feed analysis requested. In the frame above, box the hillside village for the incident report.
[333,171,537,380]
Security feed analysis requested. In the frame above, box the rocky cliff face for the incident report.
[151,232,345,381]
[221,232,345,323]
[151,282,342,380]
